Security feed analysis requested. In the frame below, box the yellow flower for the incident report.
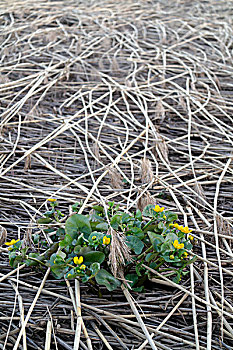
[183,252,188,258]
[174,223,179,229]
[54,260,56,264]
[153,205,165,213]
[5,239,20,246]
[178,225,183,231]
[153,205,161,212]
[189,235,194,241]
[92,236,97,240]
[103,236,111,245]
[173,240,184,249]
[182,226,192,234]
[169,255,174,260]
[80,264,86,270]
[67,274,72,278]
[73,256,84,265]
[163,215,166,219]
[47,198,57,202]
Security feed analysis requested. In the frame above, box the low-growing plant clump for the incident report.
[6,200,196,291]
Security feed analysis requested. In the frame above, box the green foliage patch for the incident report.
[6,200,196,291]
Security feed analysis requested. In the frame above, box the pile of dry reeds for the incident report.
[0,0,233,349]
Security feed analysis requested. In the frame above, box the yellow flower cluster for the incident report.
[171,223,192,234]
[5,239,19,246]
[153,205,165,213]
[73,256,84,265]
[103,236,110,245]
[173,240,184,249]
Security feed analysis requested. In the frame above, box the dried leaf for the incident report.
[155,100,166,123]
[194,182,206,207]
[155,133,169,163]
[24,154,31,171]
[140,158,154,185]
[137,190,155,212]
[0,225,7,246]
[109,168,122,189]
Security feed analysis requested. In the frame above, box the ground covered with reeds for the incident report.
[0,0,233,349]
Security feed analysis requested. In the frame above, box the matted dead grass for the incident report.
[0,0,233,349]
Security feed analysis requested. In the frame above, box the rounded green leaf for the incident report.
[83,251,105,264]
[95,223,108,231]
[126,236,144,254]
[65,214,92,239]
[148,232,165,252]
[142,204,155,217]
[95,269,121,291]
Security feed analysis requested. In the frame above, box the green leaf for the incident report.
[164,232,178,242]
[135,210,142,221]
[26,253,41,266]
[135,261,144,276]
[160,241,173,254]
[83,251,105,264]
[51,265,69,279]
[96,223,108,231]
[95,269,121,291]
[74,245,82,254]
[93,205,104,213]
[184,241,193,250]
[44,209,55,217]
[32,234,40,244]
[125,273,138,288]
[9,252,23,268]
[165,211,178,223]
[121,213,131,224]
[142,204,155,217]
[143,224,156,233]
[82,275,90,283]
[65,214,92,239]
[148,232,164,252]
[130,227,144,239]
[37,217,52,224]
[59,234,73,248]
[173,270,181,284]
[158,222,164,230]
[132,286,144,292]
[145,253,157,263]
[56,228,65,238]
[57,251,66,259]
[72,202,80,212]
[79,246,92,255]
[126,236,144,254]
[110,215,121,229]
[90,262,100,277]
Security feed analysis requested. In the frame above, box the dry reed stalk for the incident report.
[121,285,158,350]
[1,0,233,348]
[109,228,131,278]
